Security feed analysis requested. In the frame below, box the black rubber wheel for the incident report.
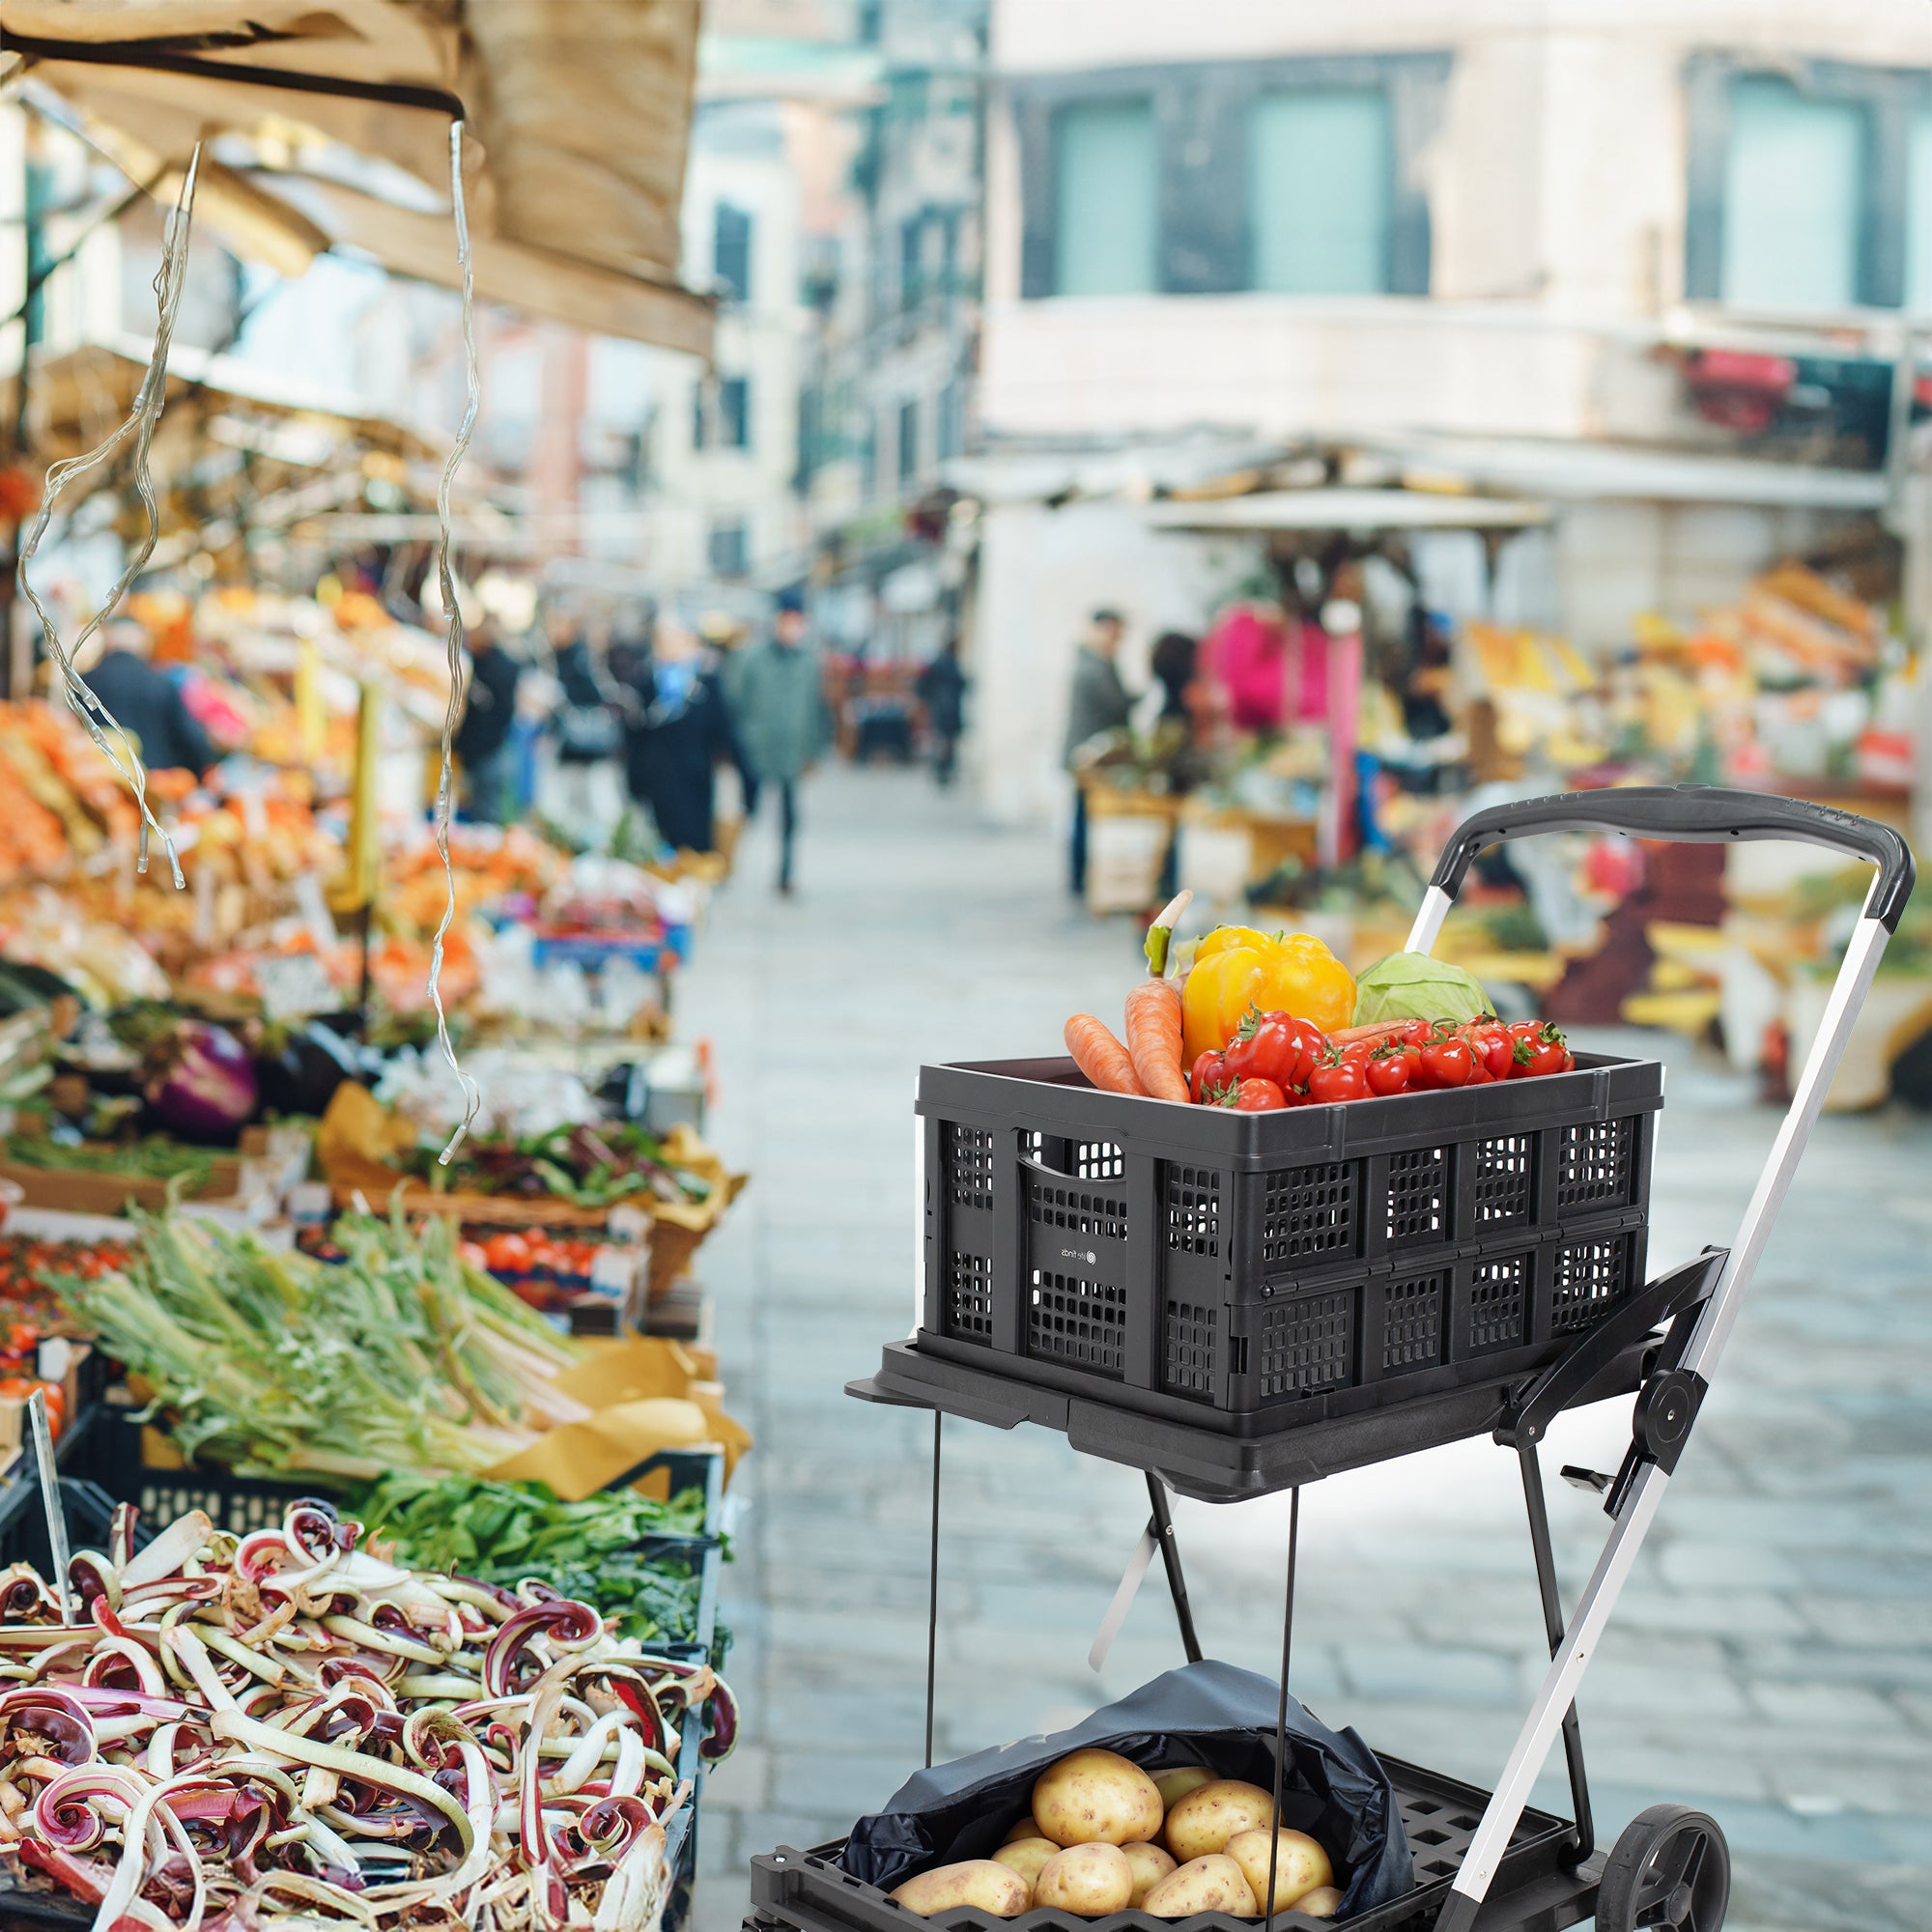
[1595,1804,1730,1931]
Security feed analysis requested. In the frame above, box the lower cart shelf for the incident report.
[749,1756,1601,1932]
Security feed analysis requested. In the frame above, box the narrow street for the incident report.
[680,763,1932,1932]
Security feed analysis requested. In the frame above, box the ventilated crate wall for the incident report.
[922,1061,1657,1428]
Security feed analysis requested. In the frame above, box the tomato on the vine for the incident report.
[1190,1049,1229,1103]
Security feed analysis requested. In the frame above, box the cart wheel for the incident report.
[1595,1804,1730,1931]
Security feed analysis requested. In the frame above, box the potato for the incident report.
[1002,1815,1046,1846]
[1141,1855,1258,1919]
[1293,1886,1342,1918]
[1151,1766,1213,1810]
[1033,1748,1164,1848]
[1122,1842,1178,1907]
[1225,1830,1334,1914]
[991,1838,1060,1890]
[1034,1843,1134,1917]
[890,1861,1032,1918]
[1162,1780,1276,1862]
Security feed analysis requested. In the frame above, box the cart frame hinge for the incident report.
[1603,1367,1709,1516]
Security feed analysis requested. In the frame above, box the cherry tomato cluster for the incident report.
[459,1228,607,1283]
[1191,1013,1574,1113]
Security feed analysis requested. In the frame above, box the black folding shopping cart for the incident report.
[752,786,1915,1932]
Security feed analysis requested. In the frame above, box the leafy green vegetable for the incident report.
[352,1471,718,1647]
[1351,953,1496,1027]
[59,1206,582,1484]
[2,1128,213,1185]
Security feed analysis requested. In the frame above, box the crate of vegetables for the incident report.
[910,908,1659,1435]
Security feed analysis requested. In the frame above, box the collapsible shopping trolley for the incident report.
[751,787,1915,1932]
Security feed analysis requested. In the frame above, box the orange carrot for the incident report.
[1065,1014,1147,1095]
[1326,1020,1407,1048]
[1123,979,1188,1102]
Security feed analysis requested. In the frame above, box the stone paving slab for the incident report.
[678,767,1932,1932]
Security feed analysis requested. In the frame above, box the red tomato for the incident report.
[1226,1010,1325,1090]
[1190,1050,1229,1103]
[1417,1036,1474,1089]
[1307,1056,1368,1104]
[1510,1022,1571,1079]
[1365,1049,1411,1096]
[1466,1024,1516,1082]
[1222,1077,1288,1111]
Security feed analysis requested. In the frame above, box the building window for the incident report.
[897,398,920,487]
[718,376,751,451]
[1248,88,1393,294]
[900,214,924,310]
[714,203,753,303]
[1720,77,1863,310]
[708,519,749,580]
[1909,109,1932,313]
[1052,98,1157,296]
[938,378,963,462]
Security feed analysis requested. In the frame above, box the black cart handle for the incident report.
[1430,784,1916,931]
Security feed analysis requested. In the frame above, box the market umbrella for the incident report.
[0,0,714,355]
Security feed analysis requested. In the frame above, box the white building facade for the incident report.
[968,0,1932,823]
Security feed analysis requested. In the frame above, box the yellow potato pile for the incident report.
[888,1750,1341,1920]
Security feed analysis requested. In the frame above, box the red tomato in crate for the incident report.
[1221,1077,1288,1112]
[1307,1056,1368,1104]
[1190,1050,1229,1103]
[1365,1049,1411,1097]
[1415,1034,1473,1089]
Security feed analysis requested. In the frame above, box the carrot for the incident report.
[1326,1020,1407,1048]
[1124,979,1188,1102]
[1065,1014,1147,1095]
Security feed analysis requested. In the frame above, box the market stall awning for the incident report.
[3,338,437,460]
[0,0,714,356]
[1147,489,1552,534]
[1354,435,1890,511]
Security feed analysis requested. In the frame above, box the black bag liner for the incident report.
[841,1662,1413,1920]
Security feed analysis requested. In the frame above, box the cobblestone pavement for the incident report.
[678,764,1932,1932]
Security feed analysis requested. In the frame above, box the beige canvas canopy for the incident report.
[0,0,713,355]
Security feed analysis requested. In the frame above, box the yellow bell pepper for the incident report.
[1180,927,1356,1065]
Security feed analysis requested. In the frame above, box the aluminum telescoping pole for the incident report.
[1433,907,1892,1932]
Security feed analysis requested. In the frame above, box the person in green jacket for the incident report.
[729,590,834,894]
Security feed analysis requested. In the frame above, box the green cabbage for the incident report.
[1351,953,1495,1027]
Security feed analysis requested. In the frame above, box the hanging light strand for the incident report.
[428,118,482,1162]
[16,146,203,887]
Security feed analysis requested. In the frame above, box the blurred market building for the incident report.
[959,0,1932,828]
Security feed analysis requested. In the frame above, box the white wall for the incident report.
[970,499,1255,824]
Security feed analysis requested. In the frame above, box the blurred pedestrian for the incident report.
[82,616,215,779]
[731,591,832,895]
[1150,630,1198,723]
[915,635,967,786]
[549,604,621,832]
[453,615,522,823]
[1063,608,1132,896]
[623,618,747,855]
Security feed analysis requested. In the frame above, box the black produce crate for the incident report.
[917,1054,1659,1435]
[73,1400,724,1537]
[750,1755,1601,1932]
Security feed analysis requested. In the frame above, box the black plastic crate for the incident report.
[71,1399,724,1535]
[749,1754,1597,1932]
[917,1054,1658,1435]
